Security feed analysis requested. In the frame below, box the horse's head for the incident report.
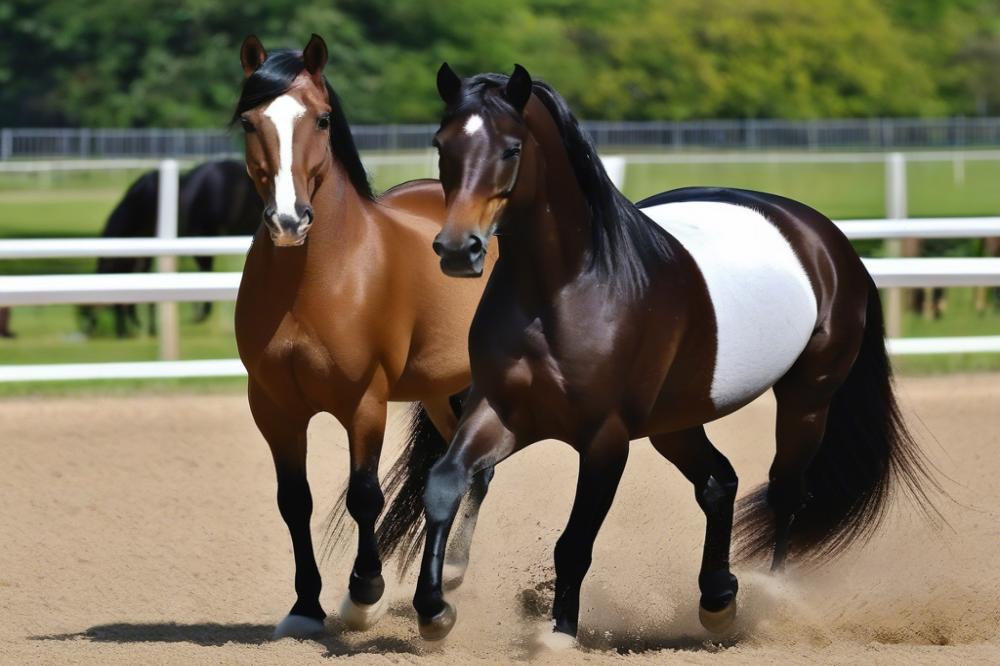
[430,64,539,277]
[234,35,334,247]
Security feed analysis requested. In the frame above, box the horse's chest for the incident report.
[472,314,598,437]
[642,201,819,411]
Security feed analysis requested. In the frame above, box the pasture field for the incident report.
[1,374,997,663]
[2,152,1000,394]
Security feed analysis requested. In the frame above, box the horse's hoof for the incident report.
[417,602,457,641]
[273,614,326,640]
[699,598,737,633]
[532,627,577,653]
[442,562,466,590]
[339,591,388,631]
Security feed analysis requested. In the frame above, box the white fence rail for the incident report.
[4,259,1000,308]
[3,156,1000,382]
[3,218,1000,262]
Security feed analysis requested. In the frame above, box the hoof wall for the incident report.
[339,592,388,631]
[442,562,466,591]
[418,602,456,641]
[273,614,326,640]
[699,598,737,633]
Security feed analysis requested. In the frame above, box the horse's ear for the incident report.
[303,34,328,77]
[240,35,267,78]
[505,64,532,113]
[437,62,462,106]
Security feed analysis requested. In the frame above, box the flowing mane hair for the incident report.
[446,73,674,298]
[232,49,374,201]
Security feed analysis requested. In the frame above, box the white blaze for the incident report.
[263,94,306,218]
[463,114,484,135]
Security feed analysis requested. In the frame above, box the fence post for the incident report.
[0,128,11,160]
[600,155,627,193]
[157,159,180,361]
[884,152,906,338]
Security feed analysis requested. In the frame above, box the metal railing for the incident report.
[7,117,1000,159]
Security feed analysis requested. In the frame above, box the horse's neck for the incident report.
[501,103,592,298]
[310,166,373,250]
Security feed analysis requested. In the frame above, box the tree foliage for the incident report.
[1,0,999,127]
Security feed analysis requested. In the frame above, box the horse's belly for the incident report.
[642,201,818,412]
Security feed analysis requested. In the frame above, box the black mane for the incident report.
[233,49,373,201]
[446,73,674,298]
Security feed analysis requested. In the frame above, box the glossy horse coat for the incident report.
[412,64,938,643]
[232,36,499,638]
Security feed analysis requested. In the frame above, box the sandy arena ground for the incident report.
[2,373,999,664]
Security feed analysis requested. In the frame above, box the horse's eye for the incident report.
[316,114,331,131]
[240,117,256,133]
[502,145,521,160]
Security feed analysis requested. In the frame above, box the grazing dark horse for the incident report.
[233,36,501,639]
[81,160,262,337]
[411,64,938,645]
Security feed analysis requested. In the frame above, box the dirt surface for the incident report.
[2,373,999,664]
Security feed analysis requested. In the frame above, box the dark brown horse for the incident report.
[411,64,939,645]
[233,36,502,639]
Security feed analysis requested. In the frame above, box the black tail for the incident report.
[320,397,460,571]
[734,280,943,563]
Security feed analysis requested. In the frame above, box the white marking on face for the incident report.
[263,94,307,219]
[641,201,818,412]
[463,114,484,135]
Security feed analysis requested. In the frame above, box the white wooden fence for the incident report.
[2,156,1000,382]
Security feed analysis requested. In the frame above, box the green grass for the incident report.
[2,152,999,396]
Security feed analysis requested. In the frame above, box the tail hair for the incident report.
[733,279,944,564]
[320,397,460,571]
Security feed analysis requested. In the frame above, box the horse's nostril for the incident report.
[467,234,484,255]
[432,238,445,257]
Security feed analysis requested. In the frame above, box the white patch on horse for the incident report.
[641,201,818,412]
[263,95,306,218]
[463,114,484,135]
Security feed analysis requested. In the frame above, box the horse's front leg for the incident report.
[339,395,390,630]
[413,391,518,640]
[249,383,324,639]
[547,421,628,647]
[422,394,497,590]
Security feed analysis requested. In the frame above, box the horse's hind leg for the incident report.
[339,396,390,630]
[444,466,494,589]
[768,335,856,571]
[650,427,739,632]
[249,383,324,639]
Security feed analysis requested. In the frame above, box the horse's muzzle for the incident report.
[432,230,486,277]
[265,206,313,247]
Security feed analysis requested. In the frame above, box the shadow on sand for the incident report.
[32,619,421,657]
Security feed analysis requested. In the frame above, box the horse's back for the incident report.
[182,160,261,235]
[377,179,446,224]
[639,189,822,411]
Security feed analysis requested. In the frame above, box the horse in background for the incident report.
[79,160,262,337]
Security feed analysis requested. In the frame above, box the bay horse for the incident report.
[81,160,262,337]
[233,36,502,639]
[411,64,939,644]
